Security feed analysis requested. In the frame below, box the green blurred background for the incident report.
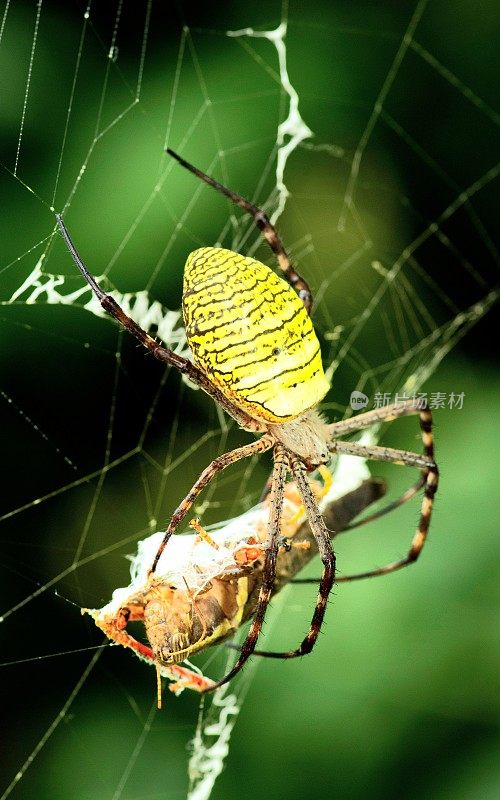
[1,2,499,799]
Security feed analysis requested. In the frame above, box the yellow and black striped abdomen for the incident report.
[182,248,329,423]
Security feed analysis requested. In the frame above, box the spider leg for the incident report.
[249,456,336,660]
[57,215,203,379]
[290,475,426,585]
[328,398,429,438]
[57,215,259,428]
[328,401,437,520]
[333,441,434,469]
[166,148,313,312]
[325,401,439,578]
[340,476,425,534]
[151,434,274,574]
[202,445,289,691]
[330,444,438,580]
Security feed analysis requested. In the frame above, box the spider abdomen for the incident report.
[183,247,329,423]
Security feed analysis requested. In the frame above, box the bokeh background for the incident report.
[1,2,499,799]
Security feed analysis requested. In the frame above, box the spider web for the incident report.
[1,2,499,799]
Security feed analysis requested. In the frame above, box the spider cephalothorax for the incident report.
[58,148,438,693]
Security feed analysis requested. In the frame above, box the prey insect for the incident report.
[58,148,439,692]
[84,476,387,705]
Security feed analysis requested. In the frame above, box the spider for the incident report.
[56,148,439,693]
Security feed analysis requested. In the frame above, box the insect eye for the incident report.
[272,347,281,356]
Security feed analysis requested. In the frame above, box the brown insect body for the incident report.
[144,576,247,665]
[85,477,387,695]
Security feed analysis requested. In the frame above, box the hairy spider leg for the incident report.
[167,148,313,312]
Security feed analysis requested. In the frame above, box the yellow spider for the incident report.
[57,149,439,692]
